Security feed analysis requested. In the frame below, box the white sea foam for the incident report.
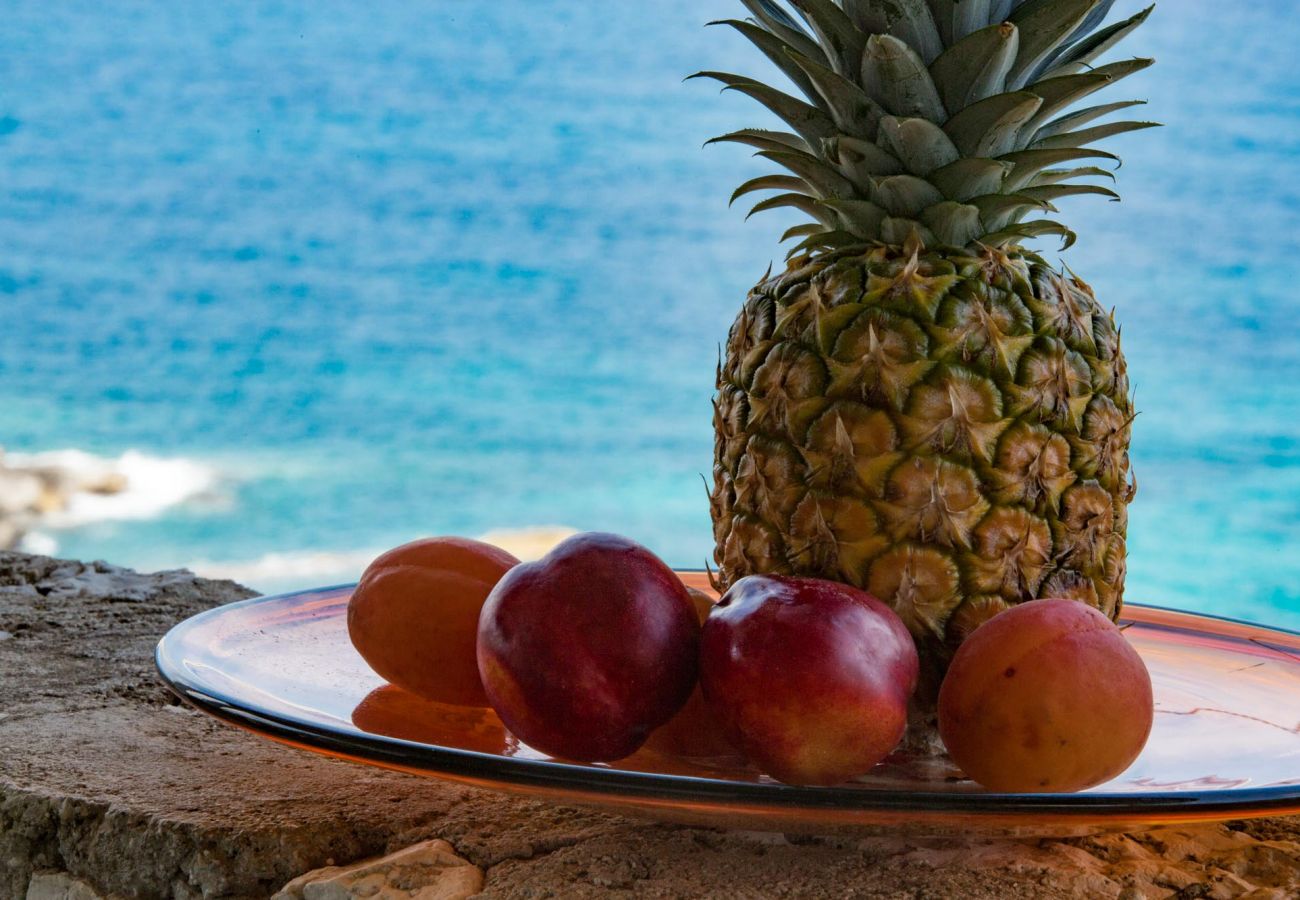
[17,530,60,556]
[187,526,578,591]
[4,449,218,528]
[190,549,383,586]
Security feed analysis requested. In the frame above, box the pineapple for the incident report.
[703,0,1153,699]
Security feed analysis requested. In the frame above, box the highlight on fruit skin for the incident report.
[347,536,520,707]
[476,532,701,763]
[700,0,1154,700]
[937,598,1154,792]
[699,573,919,786]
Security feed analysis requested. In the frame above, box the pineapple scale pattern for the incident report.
[711,244,1136,669]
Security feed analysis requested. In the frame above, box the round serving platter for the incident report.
[155,573,1300,836]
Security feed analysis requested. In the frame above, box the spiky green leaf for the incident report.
[758,148,858,198]
[862,34,948,121]
[1034,100,1147,140]
[925,0,995,46]
[1021,183,1121,204]
[1032,120,1160,150]
[786,48,887,140]
[943,91,1042,157]
[738,0,826,62]
[822,198,889,234]
[1001,147,1119,190]
[1028,165,1115,186]
[929,22,1020,115]
[878,116,961,177]
[780,222,826,242]
[786,228,863,258]
[787,0,866,77]
[987,0,1018,24]
[882,0,946,64]
[841,0,890,33]
[842,0,946,63]
[741,0,805,33]
[705,129,811,155]
[1070,0,1120,37]
[969,192,1052,229]
[832,135,906,183]
[692,71,839,145]
[981,218,1077,249]
[872,174,945,215]
[731,174,809,206]
[1025,58,1155,129]
[1006,0,1100,90]
[1025,0,1119,80]
[880,216,938,245]
[709,19,821,103]
[929,157,1014,201]
[920,200,984,246]
[1044,5,1155,78]
[747,192,837,226]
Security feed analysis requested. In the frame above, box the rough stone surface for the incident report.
[2,550,1298,899]
[273,839,482,899]
[23,873,111,900]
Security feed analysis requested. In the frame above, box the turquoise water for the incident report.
[2,2,1298,626]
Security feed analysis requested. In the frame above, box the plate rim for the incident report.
[155,581,1300,822]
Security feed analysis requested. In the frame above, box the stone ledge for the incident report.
[2,550,1298,899]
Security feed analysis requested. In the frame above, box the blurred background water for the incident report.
[1,1,1297,625]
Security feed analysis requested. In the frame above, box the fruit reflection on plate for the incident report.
[156,574,1300,836]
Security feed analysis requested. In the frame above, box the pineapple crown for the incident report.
[695,0,1157,256]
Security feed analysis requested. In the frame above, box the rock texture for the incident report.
[274,840,483,899]
[1,550,1298,899]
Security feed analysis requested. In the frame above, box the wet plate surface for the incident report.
[156,573,1300,836]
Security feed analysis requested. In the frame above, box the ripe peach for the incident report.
[348,536,519,707]
[699,575,919,786]
[938,599,1154,793]
[476,532,700,762]
[643,588,738,759]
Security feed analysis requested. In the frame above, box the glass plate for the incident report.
[155,573,1300,836]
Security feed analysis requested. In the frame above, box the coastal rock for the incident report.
[0,449,130,549]
[23,872,112,900]
[2,549,1299,899]
[272,840,483,899]
[0,467,45,515]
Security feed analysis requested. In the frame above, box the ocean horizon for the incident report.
[2,1,1298,628]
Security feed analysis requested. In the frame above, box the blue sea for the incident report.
[1,1,1297,627]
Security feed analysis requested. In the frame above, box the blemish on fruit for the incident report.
[1004,667,1016,678]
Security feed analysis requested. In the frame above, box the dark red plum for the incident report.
[476,532,699,762]
[699,575,919,786]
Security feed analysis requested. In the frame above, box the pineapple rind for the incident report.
[711,244,1136,694]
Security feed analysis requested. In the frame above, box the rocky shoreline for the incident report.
[0,450,128,550]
